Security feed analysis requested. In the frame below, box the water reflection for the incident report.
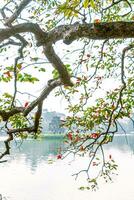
[0,135,134,171]
[10,137,64,171]
[0,135,134,200]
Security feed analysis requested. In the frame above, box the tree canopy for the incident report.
[0,0,134,189]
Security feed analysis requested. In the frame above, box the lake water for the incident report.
[0,134,134,200]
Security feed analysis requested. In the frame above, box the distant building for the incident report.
[41,109,66,134]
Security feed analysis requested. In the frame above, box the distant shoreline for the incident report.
[38,133,65,139]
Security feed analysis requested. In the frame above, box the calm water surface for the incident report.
[0,134,134,200]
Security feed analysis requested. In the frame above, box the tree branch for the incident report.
[0,131,13,159]
[0,22,47,43]
[0,79,61,120]
[49,21,134,43]
[43,44,73,86]
[4,0,32,26]
[0,107,24,121]
[0,22,134,45]
[23,79,62,116]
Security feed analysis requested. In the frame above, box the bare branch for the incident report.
[103,0,124,11]
[4,0,32,26]
[11,34,28,108]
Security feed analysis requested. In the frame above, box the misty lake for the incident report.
[0,134,134,200]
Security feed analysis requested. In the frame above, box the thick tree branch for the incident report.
[0,107,24,121]
[7,126,35,134]
[49,22,134,43]
[23,79,62,116]
[43,44,73,86]
[0,79,61,120]
[34,101,43,132]
[0,23,46,43]
[0,22,134,45]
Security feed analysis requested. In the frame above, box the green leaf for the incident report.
[79,186,85,190]
[52,69,59,79]
[90,0,95,9]
[39,68,46,72]
[83,0,89,8]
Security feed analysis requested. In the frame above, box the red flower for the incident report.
[57,154,62,159]
[90,133,100,139]
[74,135,80,143]
[93,162,97,166]
[67,132,73,140]
[4,71,12,78]
[79,146,84,151]
[24,102,29,108]
[94,19,101,23]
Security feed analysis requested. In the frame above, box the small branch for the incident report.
[0,39,21,48]
[105,44,134,134]
[11,35,28,108]
[0,132,13,159]
[88,39,108,81]
[103,0,124,11]
[4,0,32,26]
